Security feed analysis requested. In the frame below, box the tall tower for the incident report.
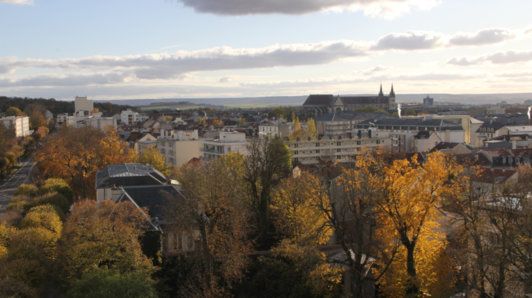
[388,84,396,111]
[378,84,384,97]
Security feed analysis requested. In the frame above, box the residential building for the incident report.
[74,96,94,116]
[0,116,31,137]
[286,128,390,165]
[202,131,248,160]
[135,130,202,167]
[356,118,464,154]
[258,121,280,138]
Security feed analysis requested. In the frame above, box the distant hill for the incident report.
[97,93,532,108]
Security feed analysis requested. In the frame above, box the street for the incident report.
[0,159,35,211]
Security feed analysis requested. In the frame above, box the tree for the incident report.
[138,147,168,175]
[5,106,25,116]
[20,204,63,238]
[450,166,532,297]
[172,153,252,296]
[0,206,63,297]
[35,127,136,199]
[271,170,332,246]
[0,124,23,178]
[290,114,303,140]
[306,118,318,139]
[375,152,462,296]
[68,268,157,298]
[58,200,153,281]
[328,152,392,297]
[245,137,292,249]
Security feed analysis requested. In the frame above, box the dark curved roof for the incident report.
[96,163,166,188]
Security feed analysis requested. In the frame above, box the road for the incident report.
[0,160,35,211]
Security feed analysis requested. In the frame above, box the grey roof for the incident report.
[357,118,462,129]
[315,111,387,122]
[303,94,336,106]
[96,163,166,188]
[341,96,390,105]
[120,185,186,223]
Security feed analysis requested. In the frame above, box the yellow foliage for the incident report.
[138,146,168,175]
[271,171,332,246]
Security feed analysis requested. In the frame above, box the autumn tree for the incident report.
[138,146,168,175]
[0,124,23,178]
[375,152,462,297]
[0,204,63,297]
[290,114,303,140]
[58,200,154,281]
[245,137,292,249]
[271,170,332,246]
[328,152,393,297]
[172,153,252,296]
[450,165,532,297]
[36,127,136,199]
[305,118,318,139]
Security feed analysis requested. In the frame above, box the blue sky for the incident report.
[0,0,531,99]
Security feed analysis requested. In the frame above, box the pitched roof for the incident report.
[303,94,336,106]
[121,185,186,222]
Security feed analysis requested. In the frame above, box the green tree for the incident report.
[68,268,157,298]
[245,137,292,249]
[58,200,153,281]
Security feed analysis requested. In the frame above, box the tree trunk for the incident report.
[405,243,419,297]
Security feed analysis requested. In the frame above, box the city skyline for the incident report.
[1,0,531,99]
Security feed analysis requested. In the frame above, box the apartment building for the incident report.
[202,131,248,160]
[0,116,31,137]
[135,130,201,167]
[286,128,390,165]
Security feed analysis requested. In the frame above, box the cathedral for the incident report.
[302,85,396,113]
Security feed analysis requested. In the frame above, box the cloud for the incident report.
[0,0,31,4]
[178,0,441,18]
[485,51,532,64]
[0,73,129,87]
[1,41,366,79]
[450,50,532,66]
[219,77,231,83]
[373,32,441,50]
[449,29,514,46]
[447,57,481,66]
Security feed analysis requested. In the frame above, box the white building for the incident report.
[120,109,147,125]
[74,96,94,116]
[258,122,280,138]
[135,130,202,167]
[0,116,31,137]
[202,131,248,160]
[414,130,466,153]
[286,128,390,165]
[494,125,532,138]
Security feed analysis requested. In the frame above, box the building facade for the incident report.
[0,116,31,137]
[202,131,248,160]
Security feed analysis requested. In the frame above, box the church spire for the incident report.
[390,84,395,97]
[378,83,384,97]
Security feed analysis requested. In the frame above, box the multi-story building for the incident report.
[0,116,31,137]
[356,118,464,154]
[135,130,201,167]
[120,109,147,125]
[258,121,280,138]
[286,128,390,165]
[202,131,248,160]
[74,96,94,116]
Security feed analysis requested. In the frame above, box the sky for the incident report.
[0,0,531,100]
